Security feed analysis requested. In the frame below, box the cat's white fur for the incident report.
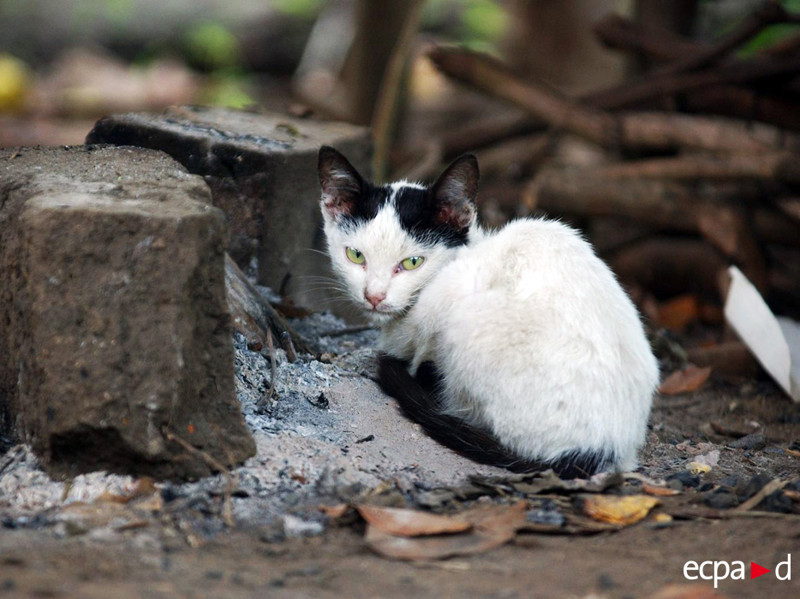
[322,179,659,472]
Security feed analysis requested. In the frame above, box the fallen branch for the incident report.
[225,254,313,355]
[592,14,800,129]
[525,169,800,246]
[371,0,425,182]
[428,47,790,153]
[653,1,799,76]
[582,151,800,184]
[586,52,800,112]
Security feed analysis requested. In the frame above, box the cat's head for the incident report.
[318,146,479,323]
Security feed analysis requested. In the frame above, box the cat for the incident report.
[318,145,659,478]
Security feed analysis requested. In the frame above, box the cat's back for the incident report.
[444,217,622,303]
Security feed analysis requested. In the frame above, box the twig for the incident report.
[654,1,798,76]
[225,254,313,355]
[575,151,800,184]
[592,14,800,129]
[371,0,424,182]
[262,329,278,402]
[280,331,297,363]
[428,47,788,153]
[586,53,800,112]
[162,427,235,527]
[734,478,787,512]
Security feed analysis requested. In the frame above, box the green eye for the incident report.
[345,247,365,264]
[400,256,425,270]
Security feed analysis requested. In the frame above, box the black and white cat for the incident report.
[318,146,659,478]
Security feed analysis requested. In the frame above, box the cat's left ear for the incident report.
[431,154,479,231]
[318,146,364,222]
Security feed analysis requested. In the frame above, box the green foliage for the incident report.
[201,70,255,109]
[461,0,508,43]
[184,21,241,70]
[740,22,800,55]
[272,0,322,19]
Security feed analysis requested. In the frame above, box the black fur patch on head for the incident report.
[318,147,479,248]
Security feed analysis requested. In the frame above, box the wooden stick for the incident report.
[525,170,799,246]
[593,13,705,64]
[584,151,800,185]
[428,47,790,153]
[585,52,800,112]
[225,254,313,355]
[371,0,424,182]
[654,0,798,76]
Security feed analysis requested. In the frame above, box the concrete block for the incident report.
[87,106,372,311]
[0,145,255,479]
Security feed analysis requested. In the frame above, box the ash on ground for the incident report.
[0,298,504,539]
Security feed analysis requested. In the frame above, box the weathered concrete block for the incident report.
[86,106,372,311]
[0,145,255,479]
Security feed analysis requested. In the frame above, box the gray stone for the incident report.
[0,145,255,479]
[86,106,372,312]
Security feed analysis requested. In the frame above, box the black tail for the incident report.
[377,354,611,479]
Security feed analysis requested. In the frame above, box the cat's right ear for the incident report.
[431,154,479,232]
[318,146,364,222]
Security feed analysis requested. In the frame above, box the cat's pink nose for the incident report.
[364,291,386,308]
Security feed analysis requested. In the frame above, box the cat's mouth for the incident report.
[362,303,401,323]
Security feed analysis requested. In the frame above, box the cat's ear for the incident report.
[318,146,364,222]
[431,154,479,231]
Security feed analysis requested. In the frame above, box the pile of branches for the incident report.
[424,1,800,325]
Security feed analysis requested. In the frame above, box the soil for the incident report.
[1,308,799,599]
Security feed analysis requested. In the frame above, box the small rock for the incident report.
[282,514,324,538]
[666,470,700,489]
[727,433,766,450]
[527,508,565,527]
[737,473,772,501]
[704,488,739,509]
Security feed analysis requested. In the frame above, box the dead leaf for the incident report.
[580,494,659,526]
[659,364,712,395]
[363,502,527,561]
[364,524,507,561]
[356,505,471,537]
[658,294,700,331]
[97,477,158,504]
[786,448,800,458]
[642,483,681,497]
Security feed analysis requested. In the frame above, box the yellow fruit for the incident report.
[0,53,30,112]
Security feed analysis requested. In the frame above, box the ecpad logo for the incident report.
[683,554,792,588]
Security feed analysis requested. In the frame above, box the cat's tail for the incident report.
[377,354,611,479]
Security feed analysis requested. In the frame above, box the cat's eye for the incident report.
[345,247,366,265]
[400,256,425,270]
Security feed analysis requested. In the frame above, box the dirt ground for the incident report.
[2,366,799,599]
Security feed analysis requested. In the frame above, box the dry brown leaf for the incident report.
[364,524,507,561]
[659,364,712,395]
[786,448,800,458]
[658,294,700,331]
[642,483,681,497]
[580,494,659,526]
[363,502,528,561]
[356,504,472,537]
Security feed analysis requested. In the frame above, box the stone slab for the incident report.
[0,145,255,479]
[86,106,372,312]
